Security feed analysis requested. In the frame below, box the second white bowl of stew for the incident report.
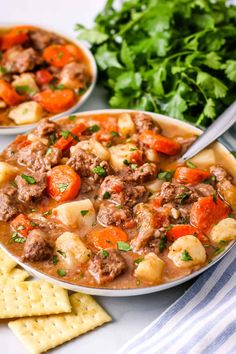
[0,110,235,296]
[0,24,96,134]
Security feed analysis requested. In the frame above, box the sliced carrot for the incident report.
[54,122,87,151]
[139,130,181,156]
[11,214,35,238]
[88,226,128,250]
[47,165,81,202]
[43,45,73,67]
[166,224,208,244]
[190,196,230,234]
[174,167,211,185]
[34,89,76,114]
[0,79,26,106]
[0,29,28,50]
[151,197,163,209]
[35,69,53,85]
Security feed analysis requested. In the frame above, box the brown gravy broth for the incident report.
[0,112,235,289]
[0,26,92,126]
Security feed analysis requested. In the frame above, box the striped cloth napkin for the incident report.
[118,126,236,354]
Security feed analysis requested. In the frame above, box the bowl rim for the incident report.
[0,22,97,134]
[0,108,235,297]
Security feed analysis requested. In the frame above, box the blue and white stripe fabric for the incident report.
[118,248,236,354]
[118,127,236,354]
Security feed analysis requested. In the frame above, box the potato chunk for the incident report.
[168,235,206,268]
[71,139,110,161]
[0,162,19,184]
[53,199,95,228]
[109,143,139,171]
[55,232,91,268]
[189,148,216,169]
[12,73,39,95]
[210,218,236,243]
[135,253,164,284]
[9,101,42,124]
[118,113,136,136]
[218,181,236,212]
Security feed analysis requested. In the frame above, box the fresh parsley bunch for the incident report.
[76,0,236,127]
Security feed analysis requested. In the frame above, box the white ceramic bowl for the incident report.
[1,109,235,296]
[0,23,97,135]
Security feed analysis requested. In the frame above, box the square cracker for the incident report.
[0,248,16,275]
[9,292,112,354]
[0,279,71,318]
[0,268,30,281]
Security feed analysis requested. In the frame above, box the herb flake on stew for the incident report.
[214,247,225,255]
[60,130,70,139]
[56,84,65,91]
[134,258,144,265]
[92,166,107,177]
[111,131,119,137]
[58,183,69,193]
[131,164,138,170]
[57,250,66,258]
[21,174,36,185]
[103,191,111,200]
[100,249,109,258]
[17,225,25,231]
[30,221,38,227]
[117,241,132,252]
[57,269,67,277]
[123,159,130,166]
[186,161,197,168]
[157,170,174,182]
[49,133,56,145]
[46,148,52,155]
[88,124,100,133]
[52,255,59,264]
[11,232,26,244]
[159,235,167,253]
[68,115,77,121]
[80,210,89,217]
[181,250,193,261]
[176,192,190,203]
[43,210,52,216]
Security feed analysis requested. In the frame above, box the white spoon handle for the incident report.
[179,101,236,163]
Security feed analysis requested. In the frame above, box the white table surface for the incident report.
[0,1,193,353]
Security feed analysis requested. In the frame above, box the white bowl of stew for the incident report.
[0,24,97,135]
[0,109,235,296]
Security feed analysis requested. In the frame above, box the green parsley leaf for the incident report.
[57,269,66,277]
[52,255,59,264]
[123,159,130,166]
[157,170,174,182]
[46,148,52,155]
[103,191,111,200]
[159,235,167,253]
[11,232,26,244]
[111,131,119,137]
[131,164,138,170]
[21,174,36,185]
[117,241,132,252]
[100,249,109,258]
[58,183,69,193]
[88,124,100,133]
[17,225,25,231]
[134,258,144,265]
[43,210,52,216]
[181,250,193,261]
[92,166,107,177]
[186,161,197,168]
[80,210,89,217]
[176,192,190,204]
[49,133,56,145]
[30,221,38,227]
[56,84,65,90]
[57,250,66,257]
[60,130,70,139]
[214,247,225,255]
[0,66,7,74]
[68,115,77,121]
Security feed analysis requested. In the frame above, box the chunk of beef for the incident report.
[15,172,46,203]
[176,136,197,154]
[131,203,155,251]
[133,113,160,134]
[35,118,59,137]
[59,62,86,89]
[120,163,157,184]
[18,141,59,173]
[160,182,199,205]
[209,165,230,182]
[67,148,111,183]
[89,249,127,284]
[0,186,18,221]
[3,45,42,73]
[23,229,53,262]
[97,175,147,207]
[97,202,133,227]
[194,183,215,197]
[28,29,65,51]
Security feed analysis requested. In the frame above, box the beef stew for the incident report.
[0,111,235,289]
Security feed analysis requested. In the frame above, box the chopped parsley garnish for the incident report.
[111,131,119,137]
[176,192,190,204]
[80,210,89,217]
[123,159,129,166]
[117,241,132,252]
[231,151,236,158]
[213,194,217,203]
[186,161,197,168]
[134,258,144,265]
[21,174,36,185]
[17,225,25,231]
[88,124,100,133]
[100,249,109,258]
[52,255,59,264]
[92,166,107,177]
[30,221,38,227]
[115,205,123,209]
[46,148,52,155]
[181,250,193,261]
[11,232,26,244]
[43,210,52,216]
[15,85,31,94]
[219,240,227,245]
[214,247,225,255]
[103,191,111,200]
[130,148,137,151]
[60,130,70,139]
[203,175,216,185]
[0,66,7,74]
[131,164,138,170]
[57,51,63,59]
[58,183,69,193]
[157,170,174,182]
[49,133,56,145]
[57,250,66,258]
[57,269,66,277]
[159,235,167,253]
[68,115,77,121]
[56,84,64,90]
